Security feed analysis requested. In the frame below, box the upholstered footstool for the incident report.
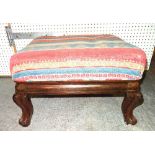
[10,34,146,127]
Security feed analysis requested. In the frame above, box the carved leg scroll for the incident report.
[13,93,33,127]
[122,91,143,125]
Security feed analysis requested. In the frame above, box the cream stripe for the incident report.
[12,60,144,74]
[29,40,124,47]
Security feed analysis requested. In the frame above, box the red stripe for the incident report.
[10,48,146,71]
[35,34,118,40]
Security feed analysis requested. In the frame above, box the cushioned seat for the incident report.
[10,34,146,82]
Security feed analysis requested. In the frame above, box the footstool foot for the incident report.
[13,93,33,127]
[122,91,143,125]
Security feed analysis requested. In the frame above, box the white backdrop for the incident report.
[0,22,155,76]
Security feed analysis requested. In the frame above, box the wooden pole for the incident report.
[12,45,17,54]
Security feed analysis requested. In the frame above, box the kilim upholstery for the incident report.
[10,34,146,82]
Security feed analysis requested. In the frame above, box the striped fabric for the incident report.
[10,34,147,82]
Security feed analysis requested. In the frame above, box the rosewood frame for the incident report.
[13,80,143,127]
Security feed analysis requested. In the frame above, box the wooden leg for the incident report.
[122,91,143,125]
[13,93,33,127]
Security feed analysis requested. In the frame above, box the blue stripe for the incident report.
[31,39,122,44]
[13,67,141,79]
[22,42,136,51]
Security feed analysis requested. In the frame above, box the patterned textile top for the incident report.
[20,34,137,51]
[10,34,147,82]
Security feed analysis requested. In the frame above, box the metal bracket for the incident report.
[5,23,54,53]
[5,23,15,47]
[5,24,54,45]
[12,32,54,39]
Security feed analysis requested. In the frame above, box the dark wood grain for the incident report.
[13,80,143,127]
[13,93,33,127]
[122,91,143,125]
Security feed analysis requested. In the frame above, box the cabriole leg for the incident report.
[13,93,33,127]
[122,91,143,125]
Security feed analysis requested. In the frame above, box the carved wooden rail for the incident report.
[13,80,143,127]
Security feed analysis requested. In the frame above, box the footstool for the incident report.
[10,34,146,127]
